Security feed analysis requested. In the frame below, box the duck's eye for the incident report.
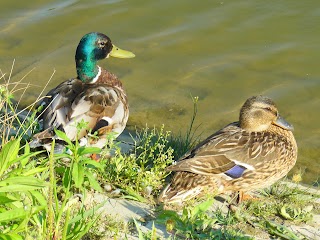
[264,107,277,116]
[99,42,106,47]
[264,107,273,112]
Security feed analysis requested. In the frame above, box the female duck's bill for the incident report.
[274,114,294,131]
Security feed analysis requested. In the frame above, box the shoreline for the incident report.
[83,180,320,239]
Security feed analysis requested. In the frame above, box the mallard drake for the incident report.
[30,32,135,152]
[159,96,297,204]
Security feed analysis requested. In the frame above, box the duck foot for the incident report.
[236,191,258,203]
[228,191,256,211]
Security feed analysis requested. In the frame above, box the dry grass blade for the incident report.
[0,60,55,146]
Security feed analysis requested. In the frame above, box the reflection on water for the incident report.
[0,0,319,184]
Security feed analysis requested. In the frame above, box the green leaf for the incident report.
[21,142,30,167]
[77,147,101,156]
[133,218,144,240]
[13,151,44,166]
[7,214,30,236]
[66,208,100,240]
[0,185,45,193]
[54,153,72,160]
[0,139,20,176]
[120,195,141,201]
[280,205,293,220]
[68,200,107,224]
[68,219,83,236]
[85,171,102,192]
[182,208,188,220]
[30,205,46,215]
[0,195,16,205]
[190,199,214,219]
[0,176,46,187]
[0,208,27,222]
[54,129,73,147]
[157,210,183,225]
[265,220,300,240]
[72,163,84,188]
[82,159,104,170]
[72,163,79,186]
[0,233,24,240]
[123,187,147,203]
[30,190,47,207]
[150,221,157,240]
[69,219,96,240]
[21,167,48,176]
[63,167,71,188]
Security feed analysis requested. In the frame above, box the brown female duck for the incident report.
[159,96,297,204]
[30,32,135,152]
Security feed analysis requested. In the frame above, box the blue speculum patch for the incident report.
[225,165,247,179]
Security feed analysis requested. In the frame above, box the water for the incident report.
[0,0,319,184]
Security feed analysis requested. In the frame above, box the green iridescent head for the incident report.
[75,32,135,82]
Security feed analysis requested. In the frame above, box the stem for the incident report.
[62,208,71,240]
[186,95,198,144]
[47,140,55,240]
[55,161,72,238]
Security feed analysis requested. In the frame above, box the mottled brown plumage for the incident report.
[30,32,134,152]
[159,96,297,204]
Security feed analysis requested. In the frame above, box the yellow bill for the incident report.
[109,44,135,58]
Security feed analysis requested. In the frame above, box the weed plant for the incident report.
[0,67,105,239]
[102,125,175,203]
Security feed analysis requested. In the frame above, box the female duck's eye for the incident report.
[264,107,277,116]
[264,107,275,114]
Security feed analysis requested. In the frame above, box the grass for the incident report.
[0,69,319,239]
[166,95,201,160]
[156,199,251,239]
[147,179,319,240]
[83,214,128,239]
[0,68,105,239]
